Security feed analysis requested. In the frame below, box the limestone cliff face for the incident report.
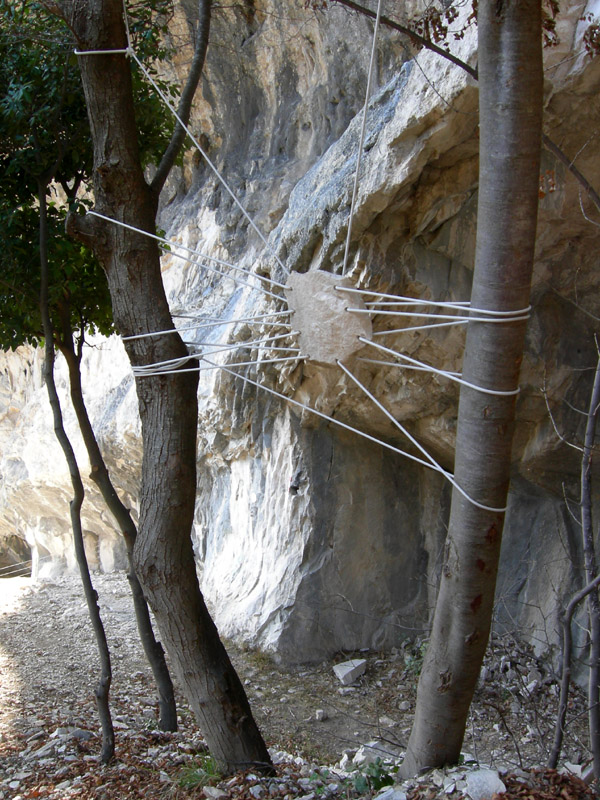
[2,1,600,660]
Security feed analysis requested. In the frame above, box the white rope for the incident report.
[336,286,532,319]
[347,307,531,323]
[87,211,286,299]
[183,343,300,353]
[337,360,507,513]
[74,48,130,55]
[134,331,297,374]
[205,361,450,472]
[133,356,303,377]
[121,0,132,47]
[123,313,292,342]
[335,285,471,308]
[190,333,300,358]
[134,355,194,373]
[172,311,292,322]
[126,49,289,275]
[373,320,469,336]
[133,331,299,374]
[359,337,521,397]
[341,0,383,276]
[163,240,284,300]
[363,304,532,319]
[359,357,461,376]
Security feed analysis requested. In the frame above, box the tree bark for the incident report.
[39,182,114,764]
[56,313,177,733]
[402,0,543,775]
[55,0,272,773]
[580,352,600,783]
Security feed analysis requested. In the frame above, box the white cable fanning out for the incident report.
[336,285,471,307]
[341,0,383,277]
[133,356,304,377]
[359,336,521,397]
[183,343,300,353]
[204,359,452,473]
[124,312,292,341]
[133,332,299,373]
[373,320,470,336]
[363,303,532,318]
[359,357,461,376]
[87,210,286,297]
[126,49,289,276]
[172,311,292,322]
[157,244,285,301]
[336,360,507,513]
[347,307,531,323]
[212,358,504,515]
[335,285,532,319]
[188,333,300,359]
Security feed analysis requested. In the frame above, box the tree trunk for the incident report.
[56,0,272,773]
[580,353,600,783]
[57,318,177,732]
[402,0,543,775]
[39,183,114,763]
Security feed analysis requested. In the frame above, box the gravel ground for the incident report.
[0,572,596,799]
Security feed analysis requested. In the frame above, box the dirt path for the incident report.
[0,572,594,799]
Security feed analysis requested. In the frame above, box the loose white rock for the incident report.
[374,787,407,800]
[464,769,506,800]
[333,659,367,685]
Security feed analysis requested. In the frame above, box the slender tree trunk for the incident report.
[57,319,177,732]
[549,573,600,768]
[580,353,600,783]
[56,0,272,773]
[401,0,543,775]
[38,183,114,763]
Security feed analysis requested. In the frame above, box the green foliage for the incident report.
[352,759,396,795]
[0,0,90,201]
[0,195,113,349]
[0,0,183,351]
[403,638,428,679]
[177,754,221,789]
[308,768,331,796]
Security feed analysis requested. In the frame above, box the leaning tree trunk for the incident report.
[56,0,272,774]
[401,0,543,775]
[57,318,177,732]
[38,182,114,763]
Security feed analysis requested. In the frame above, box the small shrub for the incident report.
[177,754,221,789]
[353,759,395,794]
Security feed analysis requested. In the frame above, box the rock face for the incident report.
[2,1,600,661]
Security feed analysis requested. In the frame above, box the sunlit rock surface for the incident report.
[2,0,600,661]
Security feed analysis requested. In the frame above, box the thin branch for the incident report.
[541,383,584,453]
[151,0,211,195]
[542,134,600,215]
[330,2,600,218]
[330,0,478,79]
[549,572,600,768]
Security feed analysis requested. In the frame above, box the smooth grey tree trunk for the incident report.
[53,0,273,774]
[402,0,543,775]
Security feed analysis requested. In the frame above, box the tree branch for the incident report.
[330,0,478,79]
[542,133,600,215]
[331,0,600,217]
[150,0,212,196]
